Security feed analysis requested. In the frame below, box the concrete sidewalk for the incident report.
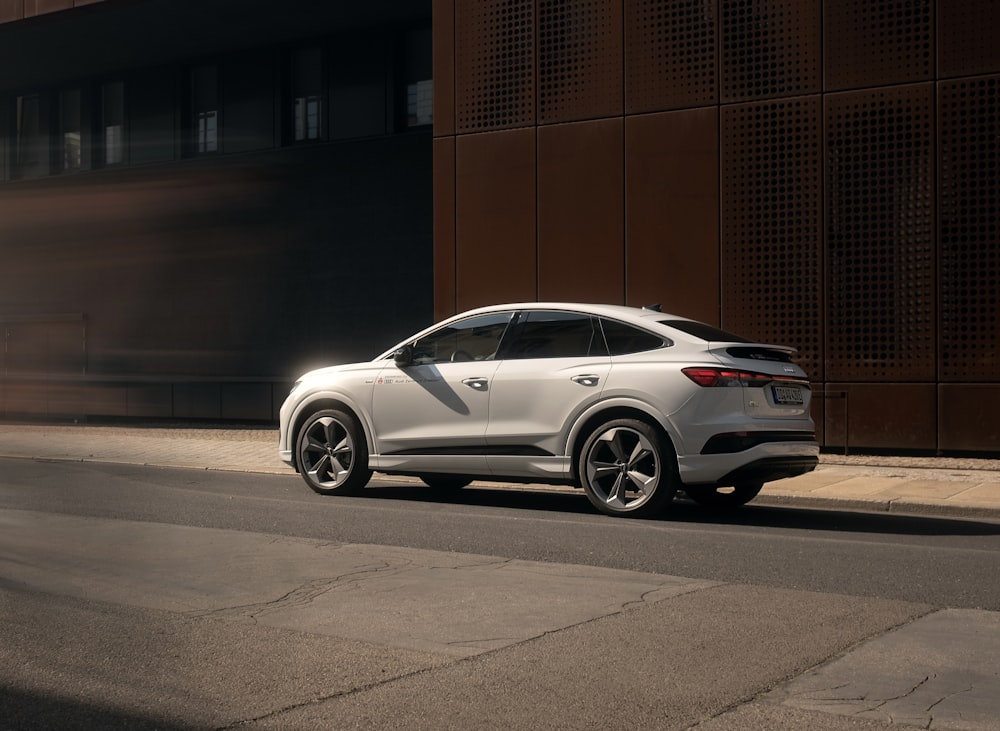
[1,422,999,521]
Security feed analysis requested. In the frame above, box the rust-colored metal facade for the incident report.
[433,0,1000,454]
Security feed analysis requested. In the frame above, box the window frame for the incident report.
[12,91,46,179]
[188,62,221,156]
[498,310,608,360]
[408,312,515,365]
[286,43,326,144]
[99,79,126,168]
[57,86,83,174]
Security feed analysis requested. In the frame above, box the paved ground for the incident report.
[3,421,1000,729]
[1,421,998,520]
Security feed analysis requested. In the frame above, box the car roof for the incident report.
[454,302,693,326]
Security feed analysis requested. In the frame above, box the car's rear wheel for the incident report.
[296,409,372,495]
[685,482,763,510]
[578,419,677,518]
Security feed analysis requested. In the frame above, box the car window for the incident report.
[600,318,668,355]
[410,312,512,364]
[659,319,750,343]
[501,311,608,359]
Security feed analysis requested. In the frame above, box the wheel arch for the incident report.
[288,394,374,471]
[567,402,679,484]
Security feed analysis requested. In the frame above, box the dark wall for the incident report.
[432,0,1000,454]
[0,135,432,418]
[0,134,432,370]
[0,2,434,421]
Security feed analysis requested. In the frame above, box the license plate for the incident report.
[772,385,804,405]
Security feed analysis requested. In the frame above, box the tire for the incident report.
[578,419,677,518]
[419,475,473,491]
[685,482,763,510]
[295,409,372,495]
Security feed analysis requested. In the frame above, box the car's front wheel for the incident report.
[578,419,677,518]
[295,409,372,495]
[684,482,763,510]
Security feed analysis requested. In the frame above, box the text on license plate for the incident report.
[772,385,804,405]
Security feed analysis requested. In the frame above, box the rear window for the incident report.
[659,319,751,343]
[725,346,794,363]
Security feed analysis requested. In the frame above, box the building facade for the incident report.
[432,0,999,454]
[0,0,435,421]
[1,1,998,454]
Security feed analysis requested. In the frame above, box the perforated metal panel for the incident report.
[537,0,622,123]
[720,0,820,103]
[938,1,1000,78]
[625,0,717,114]
[825,0,934,91]
[455,0,535,133]
[721,97,823,380]
[939,75,999,382]
[825,85,935,382]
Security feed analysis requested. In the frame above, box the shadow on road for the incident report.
[0,686,198,731]
[357,482,1000,538]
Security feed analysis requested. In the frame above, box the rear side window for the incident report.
[501,311,608,359]
[600,318,667,355]
[660,319,751,343]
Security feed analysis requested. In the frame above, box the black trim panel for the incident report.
[701,431,817,455]
[707,456,819,487]
[385,445,552,457]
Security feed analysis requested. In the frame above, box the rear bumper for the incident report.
[677,439,819,487]
[712,455,818,487]
[700,430,816,455]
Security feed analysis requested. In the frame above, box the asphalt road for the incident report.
[2,458,1000,729]
[5,458,999,609]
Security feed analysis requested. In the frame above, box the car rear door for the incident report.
[486,310,611,466]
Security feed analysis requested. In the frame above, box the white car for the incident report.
[279,303,818,517]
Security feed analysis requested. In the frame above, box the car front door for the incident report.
[370,311,513,473]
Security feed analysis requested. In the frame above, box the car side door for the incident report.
[370,311,513,469]
[486,310,611,469]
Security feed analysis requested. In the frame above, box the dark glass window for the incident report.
[398,27,432,129]
[410,312,513,364]
[503,311,607,359]
[660,319,750,343]
[600,319,668,355]
[291,46,323,142]
[406,79,433,128]
[14,93,45,179]
[102,81,124,166]
[191,65,219,154]
[59,89,82,172]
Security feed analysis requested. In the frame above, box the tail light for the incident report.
[682,367,795,389]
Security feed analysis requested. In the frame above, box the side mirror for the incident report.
[393,344,414,367]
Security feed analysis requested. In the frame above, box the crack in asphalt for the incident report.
[184,562,395,621]
[214,576,725,729]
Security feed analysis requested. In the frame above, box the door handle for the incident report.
[571,374,600,387]
[462,377,489,391]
